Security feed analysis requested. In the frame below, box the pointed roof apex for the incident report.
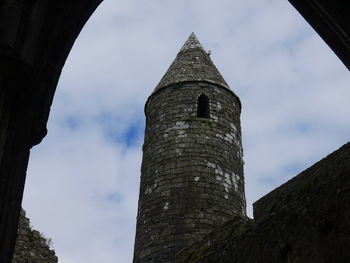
[179,32,204,53]
[153,33,234,93]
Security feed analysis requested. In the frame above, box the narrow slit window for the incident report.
[197,94,210,118]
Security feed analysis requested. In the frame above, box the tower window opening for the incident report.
[197,94,210,118]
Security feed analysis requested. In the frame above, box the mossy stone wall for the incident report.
[12,209,57,263]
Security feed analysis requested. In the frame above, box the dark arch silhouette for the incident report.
[0,1,349,261]
[197,94,210,118]
[0,1,103,261]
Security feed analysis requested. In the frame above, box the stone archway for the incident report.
[0,1,102,261]
[0,0,349,262]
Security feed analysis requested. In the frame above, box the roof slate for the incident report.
[154,33,232,93]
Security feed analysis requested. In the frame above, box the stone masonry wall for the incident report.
[133,81,246,263]
[12,209,57,263]
[175,142,350,262]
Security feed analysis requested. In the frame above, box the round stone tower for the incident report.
[133,33,246,263]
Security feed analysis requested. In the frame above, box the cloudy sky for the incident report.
[22,0,350,262]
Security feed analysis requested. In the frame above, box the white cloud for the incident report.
[25,122,140,262]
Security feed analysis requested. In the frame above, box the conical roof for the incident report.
[154,33,230,93]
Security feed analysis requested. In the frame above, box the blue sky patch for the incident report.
[258,176,278,187]
[106,192,123,203]
[95,112,145,147]
[282,163,303,178]
[64,116,80,130]
[120,121,144,147]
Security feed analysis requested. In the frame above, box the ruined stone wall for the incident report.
[133,82,246,262]
[12,209,57,263]
[176,142,350,262]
